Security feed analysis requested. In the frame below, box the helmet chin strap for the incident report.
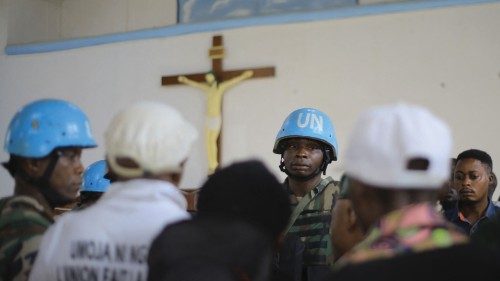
[16,152,71,208]
[39,152,76,208]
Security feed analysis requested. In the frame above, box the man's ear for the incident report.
[21,158,47,177]
[346,201,358,230]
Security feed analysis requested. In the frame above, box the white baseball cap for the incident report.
[344,103,452,189]
[105,101,198,178]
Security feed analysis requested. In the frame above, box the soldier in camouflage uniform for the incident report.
[0,99,96,281]
[273,108,340,281]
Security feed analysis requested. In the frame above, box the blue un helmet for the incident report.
[273,108,338,173]
[82,160,110,193]
[4,99,97,158]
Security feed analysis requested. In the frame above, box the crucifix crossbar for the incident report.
[162,35,275,85]
[161,35,276,174]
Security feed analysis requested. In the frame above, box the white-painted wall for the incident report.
[1,2,500,199]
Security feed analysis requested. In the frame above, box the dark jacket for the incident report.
[325,243,500,281]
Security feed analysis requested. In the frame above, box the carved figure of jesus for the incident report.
[178,70,254,173]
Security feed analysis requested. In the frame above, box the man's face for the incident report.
[454,158,491,204]
[282,138,324,177]
[48,148,85,202]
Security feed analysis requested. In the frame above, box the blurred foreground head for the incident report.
[343,103,452,229]
[197,159,291,241]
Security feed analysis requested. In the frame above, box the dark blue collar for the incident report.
[448,199,500,222]
[484,200,500,219]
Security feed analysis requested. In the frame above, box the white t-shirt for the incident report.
[29,179,190,281]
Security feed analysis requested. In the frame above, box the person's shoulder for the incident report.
[0,195,53,227]
[0,196,53,280]
[321,176,340,193]
[1,195,43,211]
[315,177,340,210]
[319,176,337,186]
[491,201,500,210]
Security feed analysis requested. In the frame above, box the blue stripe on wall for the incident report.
[5,0,499,55]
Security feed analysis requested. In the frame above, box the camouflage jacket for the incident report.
[284,176,339,267]
[0,194,54,281]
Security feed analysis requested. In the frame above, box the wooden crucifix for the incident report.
[162,35,275,174]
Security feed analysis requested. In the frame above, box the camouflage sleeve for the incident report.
[0,197,52,281]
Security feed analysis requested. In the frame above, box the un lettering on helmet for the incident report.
[296,112,324,133]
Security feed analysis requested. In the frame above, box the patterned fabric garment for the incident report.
[285,177,339,267]
[336,203,468,268]
[0,195,54,281]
